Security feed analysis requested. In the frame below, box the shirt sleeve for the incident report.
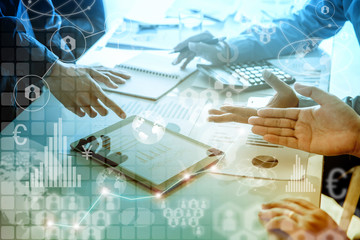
[0,16,59,90]
[227,0,348,63]
[343,96,360,115]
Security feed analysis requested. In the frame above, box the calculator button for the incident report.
[248,79,256,84]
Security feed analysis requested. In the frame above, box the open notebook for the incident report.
[100,52,197,100]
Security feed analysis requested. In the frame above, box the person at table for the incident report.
[0,0,130,130]
[173,0,359,70]
[251,82,360,239]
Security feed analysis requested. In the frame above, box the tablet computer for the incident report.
[70,116,223,194]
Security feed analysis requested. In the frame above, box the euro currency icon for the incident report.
[13,124,28,145]
[326,168,347,199]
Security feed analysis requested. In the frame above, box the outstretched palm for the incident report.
[208,70,299,123]
[249,84,360,156]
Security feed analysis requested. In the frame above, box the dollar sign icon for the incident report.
[326,168,347,199]
[13,124,28,145]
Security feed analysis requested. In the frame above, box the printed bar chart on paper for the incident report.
[30,118,81,188]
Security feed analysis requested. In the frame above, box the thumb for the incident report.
[294,83,334,105]
[263,69,292,93]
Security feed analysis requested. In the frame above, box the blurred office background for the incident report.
[102,0,360,98]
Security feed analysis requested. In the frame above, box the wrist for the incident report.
[352,119,360,158]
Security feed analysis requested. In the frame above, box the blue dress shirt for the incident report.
[229,0,359,62]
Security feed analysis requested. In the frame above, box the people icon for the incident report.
[222,210,237,232]
[321,5,330,15]
[61,35,76,52]
[106,198,116,210]
[200,200,207,209]
[24,84,40,101]
[188,217,199,227]
[179,218,186,227]
[174,208,184,218]
[200,89,219,106]
[188,199,199,209]
[168,217,179,227]
[96,212,106,226]
[224,91,234,105]
[160,201,166,209]
[68,196,77,210]
[180,88,199,107]
[29,87,36,99]
[260,34,271,44]
[195,226,204,236]
[163,208,173,218]
[181,200,186,209]
[66,37,72,49]
[194,209,204,218]
[186,209,192,218]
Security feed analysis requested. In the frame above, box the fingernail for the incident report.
[262,69,272,79]
[120,113,126,119]
[207,117,213,122]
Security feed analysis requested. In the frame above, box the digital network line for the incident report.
[47,165,219,229]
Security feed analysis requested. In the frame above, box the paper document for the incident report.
[190,120,309,180]
[118,96,206,136]
[99,52,196,100]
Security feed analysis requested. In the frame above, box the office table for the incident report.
[0,49,324,239]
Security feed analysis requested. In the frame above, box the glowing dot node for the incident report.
[73,224,79,230]
[184,173,191,180]
[155,193,162,198]
[210,166,217,172]
[47,221,53,227]
[101,187,109,195]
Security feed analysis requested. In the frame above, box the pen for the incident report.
[170,37,226,54]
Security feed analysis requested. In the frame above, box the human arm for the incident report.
[258,198,348,239]
[208,70,299,123]
[173,0,347,68]
[45,61,130,118]
[1,1,130,119]
[248,84,360,158]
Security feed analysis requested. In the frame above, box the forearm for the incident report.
[228,0,347,63]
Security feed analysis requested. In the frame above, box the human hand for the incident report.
[46,61,130,118]
[248,84,360,157]
[208,70,299,123]
[172,31,228,69]
[258,198,348,239]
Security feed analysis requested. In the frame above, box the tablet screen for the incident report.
[75,117,214,186]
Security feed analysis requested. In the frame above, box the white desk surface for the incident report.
[0,57,324,239]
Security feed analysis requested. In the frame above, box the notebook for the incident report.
[100,52,197,100]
